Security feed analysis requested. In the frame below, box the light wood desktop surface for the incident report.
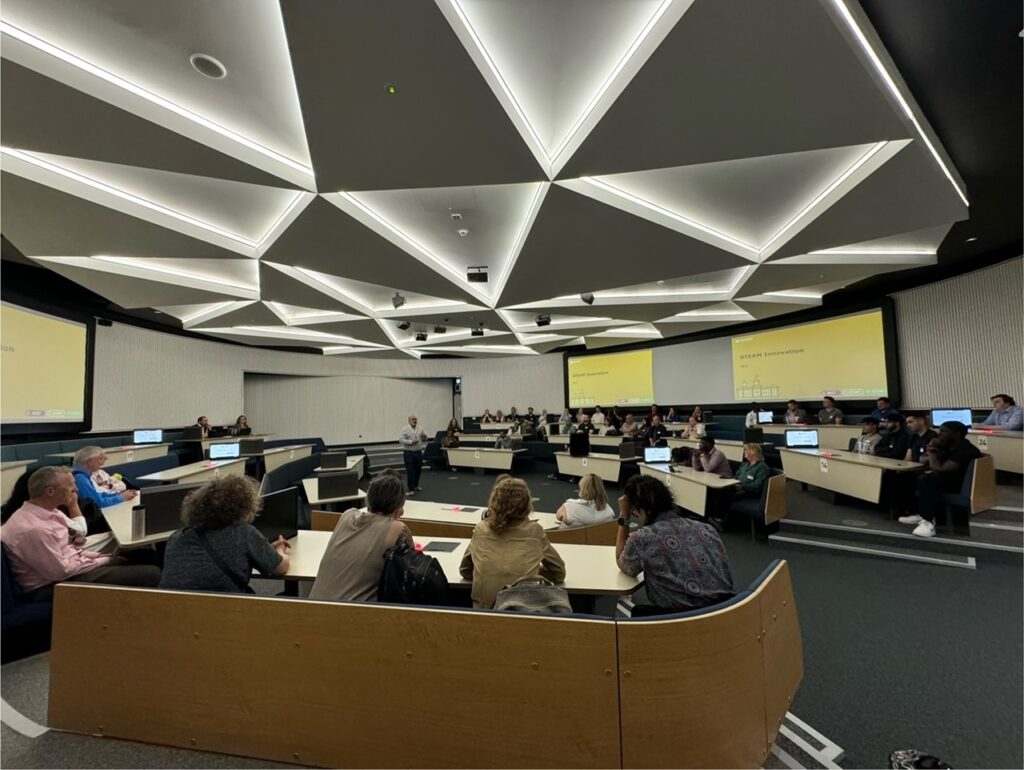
[101,492,172,549]
[261,444,314,473]
[474,422,519,432]
[283,531,641,596]
[967,430,1023,473]
[49,443,170,465]
[639,463,739,516]
[301,477,366,506]
[548,433,624,447]
[137,458,247,484]
[555,451,640,484]
[779,447,922,504]
[1,459,34,500]
[180,433,274,452]
[446,446,525,471]
[762,424,862,450]
[313,455,365,475]
[396,499,560,530]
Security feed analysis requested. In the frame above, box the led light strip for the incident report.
[290,266,378,316]
[673,309,752,318]
[577,176,761,256]
[89,256,257,292]
[807,248,936,256]
[0,22,314,181]
[177,301,244,325]
[762,291,823,300]
[830,0,969,207]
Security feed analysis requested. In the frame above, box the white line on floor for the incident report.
[1,697,49,738]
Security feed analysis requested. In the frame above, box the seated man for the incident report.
[643,415,670,446]
[869,397,900,421]
[818,396,844,425]
[973,393,1023,431]
[71,446,138,510]
[855,418,882,453]
[745,403,760,428]
[899,421,982,538]
[0,467,160,595]
[784,400,808,424]
[691,436,732,478]
[575,414,599,434]
[195,415,211,438]
[904,413,938,462]
[874,413,910,459]
[621,413,641,438]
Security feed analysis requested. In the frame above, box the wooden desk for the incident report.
[313,455,365,476]
[1,459,34,500]
[180,434,274,452]
[101,492,175,549]
[446,447,525,471]
[284,531,641,596]
[301,477,366,506]
[474,422,519,432]
[638,463,739,517]
[667,437,749,462]
[398,499,559,531]
[555,452,640,484]
[762,424,862,451]
[261,444,314,473]
[967,430,1023,473]
[548,433,624,448]
[137,458,247,485]
[49,443,170,465]
[779,447,921,504]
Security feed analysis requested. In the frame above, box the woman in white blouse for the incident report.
[555,473,615,527]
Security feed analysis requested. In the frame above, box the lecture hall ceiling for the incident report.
[0,0,998,358]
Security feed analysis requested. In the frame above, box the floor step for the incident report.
[778,517,1024,555]
[769,532,977,569]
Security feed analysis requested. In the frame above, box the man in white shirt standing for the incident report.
[399,415,430,495]
[745,404,760,428]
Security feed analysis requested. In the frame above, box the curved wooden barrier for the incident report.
[47,561,801,769]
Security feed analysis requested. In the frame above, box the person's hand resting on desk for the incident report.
[271,535,291,554]
[120,489,139,502]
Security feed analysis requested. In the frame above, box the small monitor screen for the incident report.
[785,429,819,448]
[133,429,163,444]
[209,442,240,460]
[644,446,672,463]
[931,408,972,427]
[255,487,299,541]
[758,411,774,424]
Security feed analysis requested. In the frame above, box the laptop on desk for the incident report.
[182,426,202,441]
[208,442,240,460]
[133,429,163,444]
[318,470,359,500]
[643,445,671,464]
[239,438,265,456]
[757,411,774,424]
[321,451,349,469]
[785,429,819,449]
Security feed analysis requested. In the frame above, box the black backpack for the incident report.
[378,542,450,606]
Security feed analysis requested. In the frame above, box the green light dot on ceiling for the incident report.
[385,83,398,95]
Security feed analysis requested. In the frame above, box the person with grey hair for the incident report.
[72,446,137,511]
[0,467,160,595]
[399,415,429,495]
[310,470,413,603]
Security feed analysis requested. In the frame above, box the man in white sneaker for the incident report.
[899,421,981,537]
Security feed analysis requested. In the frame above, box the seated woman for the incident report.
[558,408,573,433]
[690,405,705,423]
[232,415,252,435]
[734,443,770,499]
[665,407,680,423]
[615,475,734,615]
[495,409,505,423]
[160,476,290,594]
[309,470,411,602]
[535,408,551,438]
[71,446,138,511]
[556,473,615,527]
[481,409,495,424]
[442,418,461,448]
[459,477,565,608]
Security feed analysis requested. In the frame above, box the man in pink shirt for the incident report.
[1,467,159,596]
[691,436,733,478]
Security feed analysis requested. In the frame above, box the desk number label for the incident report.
[474,451,480,459]
[819,458,829,473]
[977,436,989,449]
[289,450,295,459]
[126,450,134,462]
[214,468,220,476]
[581,458,588,467]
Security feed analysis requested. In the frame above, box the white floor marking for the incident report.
[1,697,49,738]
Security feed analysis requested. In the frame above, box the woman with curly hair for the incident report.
[159,476,290,593]
[459,477,565,608]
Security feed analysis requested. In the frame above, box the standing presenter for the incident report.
[399,415,430,495]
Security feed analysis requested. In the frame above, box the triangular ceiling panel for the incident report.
[558,0,911,178]
[281,0,543,190]
[0,60,299,188]
[653,319,747,338]
[499,184,751,307]
[734,258,933,299]
[507,299,717,323]
[258,262,368,314]
[282,319,395,348]
[259,197,477,303]
[191,301,283,328]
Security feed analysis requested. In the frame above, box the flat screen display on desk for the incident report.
[785,429,819,448]
[133,429,163,444]
[931,408,972,427]
[758,411,774,424]
[255,487,299,541]
[142,482,202,535]
[209,442,240,460]
[644,446,671,463]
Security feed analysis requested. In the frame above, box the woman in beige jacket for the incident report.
[459,477,566,608]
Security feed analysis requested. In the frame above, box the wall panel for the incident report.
[894,257,1022,407]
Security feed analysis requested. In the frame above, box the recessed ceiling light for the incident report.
[656,280,665,285]
[385,83,398,95]
[189,53,227,80]
[965,236,978,243]
[450,212,463,221]
[457,228,470,237]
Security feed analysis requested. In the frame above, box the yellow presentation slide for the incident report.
[1,303,88,422]
[731,310,888,401]
[568,349,653,408]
